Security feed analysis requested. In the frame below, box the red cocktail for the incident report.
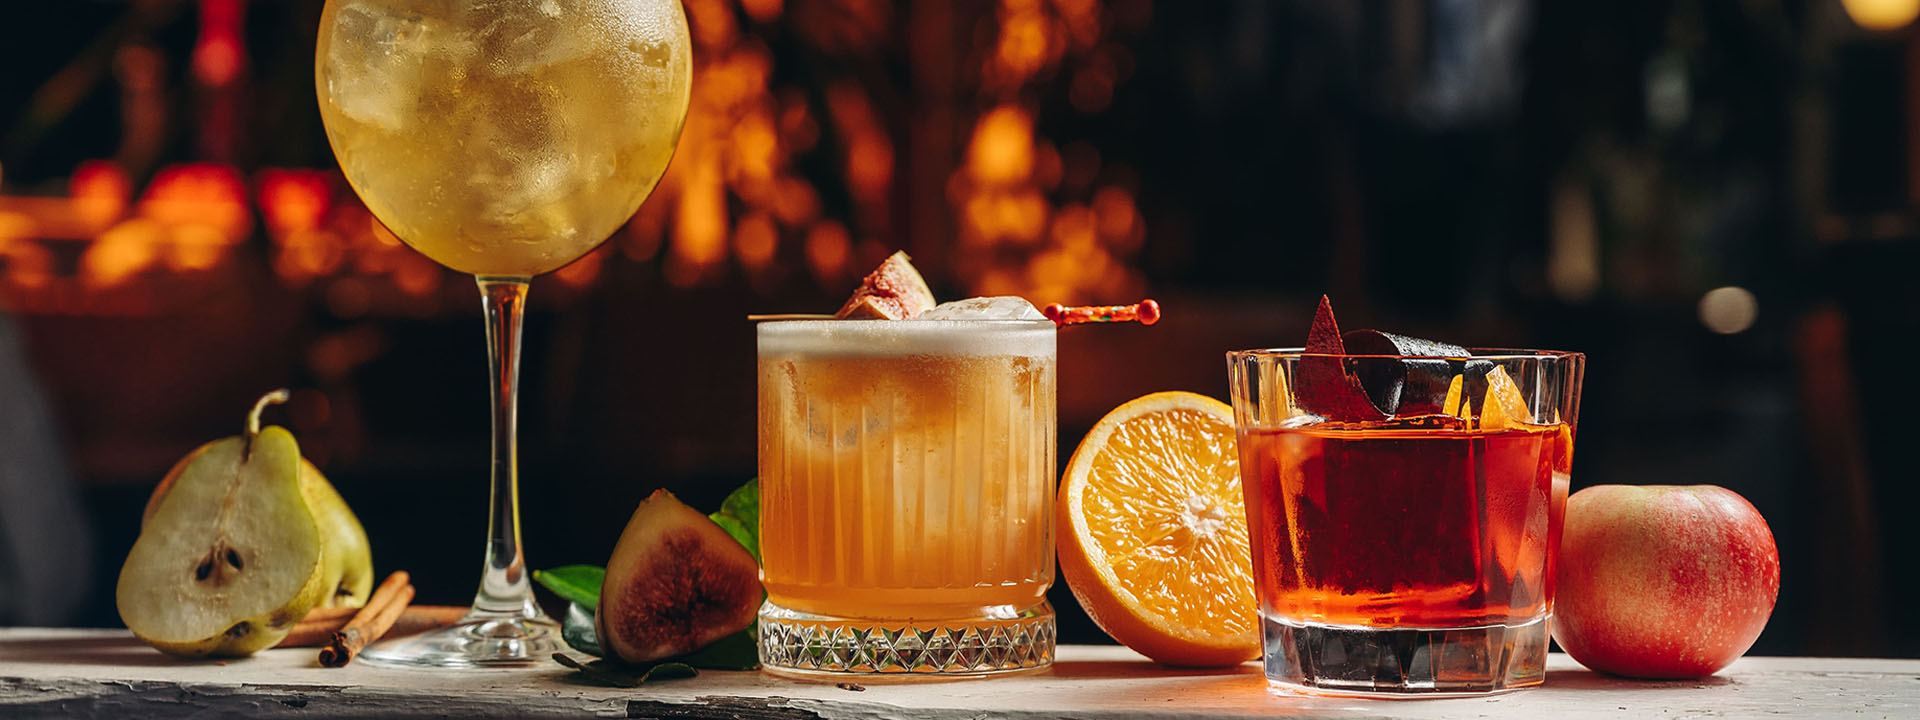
[1226,299,1583,695]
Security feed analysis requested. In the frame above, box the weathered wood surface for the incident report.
[1,629,1914,719]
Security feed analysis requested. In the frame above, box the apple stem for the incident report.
[247,389,291,438]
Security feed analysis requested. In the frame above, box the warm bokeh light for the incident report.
[1842,0,1920,31]
[2,0,1153,315]
[1699,286,1760,334]
[70,160,131,230]
[258,169,332,235]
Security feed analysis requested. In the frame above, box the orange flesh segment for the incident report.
[1076,399,1255,646]
[1445,366,1535,430]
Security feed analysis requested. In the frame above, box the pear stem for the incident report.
[247,389,292,438]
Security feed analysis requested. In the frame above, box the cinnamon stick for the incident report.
[298,606,362,624]
[276,605,467,648]
[318,571,412,667]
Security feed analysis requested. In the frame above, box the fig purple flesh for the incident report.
[596,490,762,664]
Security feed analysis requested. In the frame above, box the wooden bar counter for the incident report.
[1,629,1913,719]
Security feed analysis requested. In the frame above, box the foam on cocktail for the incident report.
[757,316,1055,358]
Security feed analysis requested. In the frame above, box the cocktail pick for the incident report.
[1042,299,1161,328]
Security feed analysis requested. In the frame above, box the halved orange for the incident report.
[1056,391,1259,667]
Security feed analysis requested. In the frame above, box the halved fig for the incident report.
[596,490,762,664]
[836,251,937,319]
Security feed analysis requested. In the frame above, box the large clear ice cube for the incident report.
[920,296,1046,321]
[325,2,476,131]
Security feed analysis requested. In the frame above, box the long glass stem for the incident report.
[357,276,559,666]
[473,276,542,618]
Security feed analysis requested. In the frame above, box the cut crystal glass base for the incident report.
[758,601,1055,678]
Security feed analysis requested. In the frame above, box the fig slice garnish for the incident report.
[835,251,937,320]
[1296,296,1388,422]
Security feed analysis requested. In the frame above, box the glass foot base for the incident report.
[358,613,562,668]
[1261,614,1549,697]
[758,601,1055,678]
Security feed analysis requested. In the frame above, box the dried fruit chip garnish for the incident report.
[1342,329,1468,417]
[1297,297,1505,423]
[1296,296,1388,422]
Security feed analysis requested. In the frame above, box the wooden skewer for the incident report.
[746,313,837,321]
[276,605,467,649]
[318,571,413,668]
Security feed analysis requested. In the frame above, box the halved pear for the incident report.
[144,412,374,609]
[298,459,375,608]
[596,490,761,664]
[117,401,327,657]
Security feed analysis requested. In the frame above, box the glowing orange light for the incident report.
[70,160,131,229]
[740,0,783,23]
[554,247,605,288]
[275,228,345,282]
[669,157,728,286]
[0,212,52,290]
[1050,204,1096,251]
[167,224,229,271]
[995,11,1051,81]
[192,0,246,87]
[967,107,1035,183]
[1092,186,1137,241]
[141,164,249,239]
[805,221,851,282]
[735,212,779,269]
[731,109,780,184]
[771,177,819,226]
[259,169,332,235]
[846,133,893,203]
[392,254,442,297]
[368,217,402,247]
[687,0,740,50]
[81,219,164,288]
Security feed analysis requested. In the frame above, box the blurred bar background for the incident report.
[1,0,1914,658]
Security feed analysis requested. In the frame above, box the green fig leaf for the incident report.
[708,515,758,564]
[552,654,697,687]
[676,626,759,670]
[561,602,604,657]
[533,565,604,608]
[709,478,760,563]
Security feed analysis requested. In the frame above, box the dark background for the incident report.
[1,0,1914,658]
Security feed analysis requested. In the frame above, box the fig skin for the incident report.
[835,251,936,320]
[596,490,762,664]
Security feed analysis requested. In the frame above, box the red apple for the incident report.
[1551,484,1780,679]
